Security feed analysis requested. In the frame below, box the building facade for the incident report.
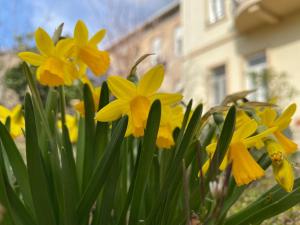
[107,1,182,92]
[182,0,300,111]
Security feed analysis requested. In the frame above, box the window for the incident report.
[174,26,183,56]
[211,65,226,105]
[208,0,225,24]
[151,37,162,65]
[246,52,267,101]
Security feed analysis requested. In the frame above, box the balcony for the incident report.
[233,0,300,32]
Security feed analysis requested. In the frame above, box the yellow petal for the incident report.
[156,125,174,149]
[18,52,45,66]
[229,142,264,186]
[37,58,70,86]
[151,93,182,105]
[74,20,88,44]
[35,28,55,55]
[55,38,74,57]
[233,119,257,141]
[95,100,128,121]
[130,96,151,131]
[260,108,277,127]
[244,127,277,147]
[107,76,136,99]
[275,103,297,130]
[74,101,85,116]
[78,47,110,76]
[0,106,11,121]
[273,159,294,192]
[275,131,298,154]
[137,65,164,95]
[10,124,23,138]
[201,160,210,175]
[89,29,106,46]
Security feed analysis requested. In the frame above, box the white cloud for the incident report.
[27,0,75,36]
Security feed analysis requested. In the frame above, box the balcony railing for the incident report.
[233,0,300,32]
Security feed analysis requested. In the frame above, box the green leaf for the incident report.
[116,141,142,225]
[82,84,96,190]
[76,118,85,194]
[24,94,57,225]
[77,116,128,222]
[225,177,300,225]
[146,104,203,225]
[94,81,109,160]
[61,124,79,225]
[0,145,17,225]
[206,106,236,181]
[128,100,161,225]
[0,122,34,211]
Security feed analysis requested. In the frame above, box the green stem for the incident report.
[59,86,66,126]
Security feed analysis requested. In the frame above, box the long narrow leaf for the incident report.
[25,94,57,225]
[77,116,128,222]
[128,100,161,225]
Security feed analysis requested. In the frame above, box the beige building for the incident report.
[0,52,20,107]
[182,0,300,111]
[107,1,182,91]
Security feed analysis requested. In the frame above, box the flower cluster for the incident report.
[203,103,298,192]
[15,21,298,193]
[0,104,24,138]
[18,21,183,149]
[19,20,109,86]
[95,65,183,148]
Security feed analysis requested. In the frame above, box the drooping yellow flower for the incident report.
[259,104,297,154]
[69,20,110,76]
[266,141,294,192]
[57,114,78,143]
[204,119,276,186]
[95,65,182,137]
[0,104,25,138]
[156,105,183,149]
[74,75,101,116]
[19,28,79,86]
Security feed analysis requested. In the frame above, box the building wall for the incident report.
[182,0,300,109]
[182,0,300,145]
[0,53,20,108]
[108,6,182,92]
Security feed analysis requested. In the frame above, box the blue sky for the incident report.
[0,0,174,50]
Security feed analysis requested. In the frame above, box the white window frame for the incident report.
[151,37,162,65]
[246,52,267,101]
[208,0,225,24]
[211,65,226,105]
[174,26,183,57]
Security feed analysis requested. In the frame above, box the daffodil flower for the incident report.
[0,104,25,138]
[69,20,110,76]
[156,105,183,149]
[95,65,182,137]
[74,75,101,116]
[204,119,276,186]
[58,114,78,143]
[259,104,297,154]
[266,141,294,192]
[19,28,79,86]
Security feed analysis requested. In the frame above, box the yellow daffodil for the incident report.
[19,28,79,86]
[259,104,297,154]
[204,119,276,186]
[69,20,110,76]
[266,141,294,192]
[95,65,182,137]
[74,75,101,116]
[156,105,183,149]
[0,104,25,138]
[58,114,78,143]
